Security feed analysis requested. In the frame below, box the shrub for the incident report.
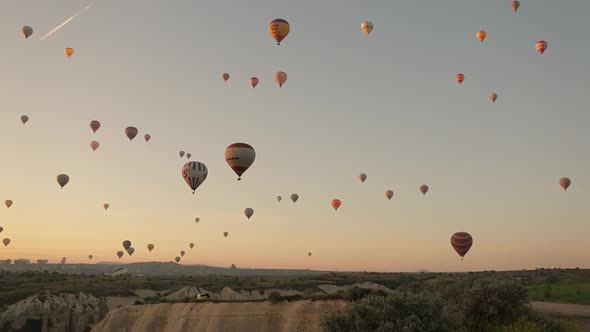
[268,291,283,303]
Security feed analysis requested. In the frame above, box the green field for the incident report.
[528,283,590,305]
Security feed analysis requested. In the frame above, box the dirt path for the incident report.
[531,301,590,331]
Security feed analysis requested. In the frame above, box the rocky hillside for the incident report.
[0,291,108,332]
[91,300,347,332]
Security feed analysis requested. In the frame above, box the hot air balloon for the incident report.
[308,252,312,257]
[117,251,124,259]
[222,73,230,82]
[359,174,367,183]
[3,238,10,247]
[61,257,66,264]
[291,193,299,203]
[125,126,138,141]
[182,161,208,194]
[511,0,520,12]
[456,73,464,85]
[249,77,259,88]
[559,177,571,191]
[189,243,194,249]
[223,232,229,238]
[451,232,473,260]
[5,200,13,208]
[179,151,185,158]
[90,141,100,151]
[244,208,254,220]
[65,47,74,58]
[268,18,290,45]
[385,190,394,200]
[57,174,70,189]
[123,240,131,250]
[225,143,256,181]
[21,115,29,124]
[0,227,3,234]
[195,217,200,223]
[22,26,33,39]
[186,153,192,159]
[489,93,498,103]
[331,199,341,211]
[103,203,109,210]
[476,31,487,42]
[420,185,429,195]
[175,256,181,263]
[274,71,287,87]
[90,120,100,133]
[536,40,548,54]
[277,196,282,203]
[361,21,374,36]
[127,247,135,256]
[88,255,93,260]
[144,134,151,142]
[180,251,185,257]
[147,244,155,252]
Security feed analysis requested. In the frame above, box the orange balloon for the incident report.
[331,199,341,211]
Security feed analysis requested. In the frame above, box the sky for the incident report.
[0,0,589,272]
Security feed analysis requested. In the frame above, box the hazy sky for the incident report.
[0,0,589,272]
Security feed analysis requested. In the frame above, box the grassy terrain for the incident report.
[527,283,590,305]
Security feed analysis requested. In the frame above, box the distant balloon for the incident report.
[57,174,70,189]
[189,243,194,249]
[3,238,10,247]
[456,73,464,85]
[291,193,299,203]
[5,200,13,208]
[65,47,74,58]
[361,21,374,36]
[268,18,290,45]
[180,250,185,257]
[61,257,66,264]
[331,199,341,211]
[182,161,208,194]
[223,232,229,238]
[90,120,101,133]
[559,177,571,191]
[195,217,200,223]
[0,227,3,234]
[222,73,230,82]
[186,153,192,160]
[476,30,487,42]
[175,256,181,263]
[451,232,473,260]
[125,127,138,141]
[90,140,100,151]
[225,143,256,181]
[274,71,287,87]
[385,190,394,200]
[249,77,259,88]
[489,93,498,103]
[22,26,33,39]
[244,208,254,220]
[103,203,109,210]
[147,244,155,252]
[127,247,135,256]
[359,174,367,183]
[420,184,429,195]
[88,255,93,260]
[308,252,312,257]
[179,151,185,158]
[536,40,548,54]
[117,251,124,259]
[122,240,131,250]
[277,196,282,203]
[144,134,151,142]
[511,0,520,12]
[21,115,29,124]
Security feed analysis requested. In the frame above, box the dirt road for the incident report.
[531,301,590,331]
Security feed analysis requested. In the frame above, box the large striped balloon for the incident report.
[225,143,256,181]
[182,161,208,194]
[451,232,473,260]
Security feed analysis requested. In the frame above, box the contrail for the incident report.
[40,2,95,40]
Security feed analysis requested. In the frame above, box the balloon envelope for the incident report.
[222,73,230,82]
[331,199,341,210]
[456,73,464,84]
[195,217,200,223]
[127,247,135,256]
[385,190,394,200]
[189,243,194,249]
[268,18,290,45]
[180,251,185,257]
[223,232,229,238]
[90,120,101,133]
[511,0,520,12]
[117,251,124,259]
[90,141,100,151]
[476,30,487,42]
[125,127,138,141]
[57,174,70,189]
[103,203,109,210]
[536,41,548,54]
[65,47,74,58]
[21,115,29,124]
[88,255,93,260]
[559,177,571,191]
[5,200,13,208]
[358,174,367,183]
[144,134,151,142]
[244,208,254,220]
[179,151,185,158]
[22,26,33,39]
[225,143,256,180]
[182,161,208,194]
[147,244,155,252]
[175,256,181,263]
[249,77,259,88]
[451,232,473,259]
[123,240,131,250]
[291,194,299,203]
[186,153,192,159]
[277,196,282,202]
[489,93,498,103]
[361,21,374,36]
[3,238,10,247]
[420,185,429,195]
[274,71,287,87]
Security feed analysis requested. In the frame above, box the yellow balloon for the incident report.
[65,47,74,58]
[268,19,290,45]
[361,21,374,36]
[476,31,487,42]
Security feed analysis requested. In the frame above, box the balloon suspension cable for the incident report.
[238,177,241,181]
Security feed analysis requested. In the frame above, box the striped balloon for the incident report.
[182,161,208,194]
[455,73,464,85]
[536,40,548,54]
[225,143,255,181]
[451,232,473,260]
